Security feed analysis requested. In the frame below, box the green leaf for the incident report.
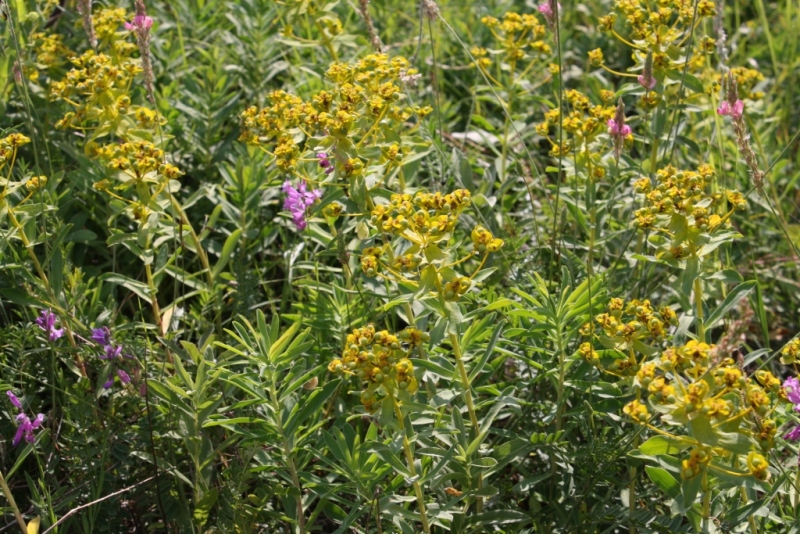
[211,228,242,280]
[646,466,680,499]
[98,273,151,300]
[283,379,340,436]
[704,281,756,330]
[638,435,691,456]
[192,488,219,526]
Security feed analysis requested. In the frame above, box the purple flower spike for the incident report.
[282,180,322,231]
[91,327,112,347]
[117,369,131,384]
[6,391,21,410]
[13,412,44,446]
[35,310,64,342]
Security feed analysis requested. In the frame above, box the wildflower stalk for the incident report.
[269,380,306,533]
[450,332,484,512]
[694,277,705,343]
[701,470,711,529]
[392,396,430,534]
[0,470,27,533]
[5,207,86,372]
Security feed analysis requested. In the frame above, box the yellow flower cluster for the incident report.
[328,325,425,411]
[50,51,142,131]
[479,12,549,66]
[239,54,429,177]
[632,165,745,259]
[781,338,800,364]
[581,298,677,373]
[369,190,472,242]
[594,0,718,108]
[30,32,74,78]
[95,141,182,182]
[536,90,618,163]
[724,67,765,100]
[587,296,779,482]
[0,134,31,168]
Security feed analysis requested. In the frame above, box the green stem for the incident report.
[270,382,306,533]
[702,470,711,529]
[169,194,222,336]
[450,332,484,513]
[694,276,705,343]
[392,398,430,534]
[0,470,27,533]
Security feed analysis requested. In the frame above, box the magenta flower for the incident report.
[125,15,154,31]
[35,309,64,342]
[538,0,561,29]
[785,377,800,409]
[282,180,322,231]
[6,391,21,410]
[13,413,44,446]
[317,153,334,175]
[717,99,744,119]
[607,119,632,137]
[7,392,43,446]
[91,326,112,347]
[99,343,134,389]
[785,426,800,441]
[638,74,656,90]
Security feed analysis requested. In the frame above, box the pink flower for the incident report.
[607,119,631,137]
[637,74,656,90]
[538,1,561,28]
[538,2,553,16]
[282,180,322,231]
[125,15,154,31]
[717,99,744,119]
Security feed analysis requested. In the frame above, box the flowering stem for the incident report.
[392,397,430,534]
[0,470,27,533]
[6,207,86,374]
[450,332,484,513]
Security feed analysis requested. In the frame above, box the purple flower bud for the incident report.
[6,391,21,410]
[117,369,131,384]
[91,327,112,347]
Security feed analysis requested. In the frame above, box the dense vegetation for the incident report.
[0,0,799,532]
